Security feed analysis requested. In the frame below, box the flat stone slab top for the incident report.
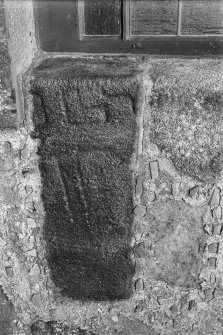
[31,58,145,301]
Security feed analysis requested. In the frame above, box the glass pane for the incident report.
[131,0,178,35]
[84,0,121,35]
[181,0,223,35]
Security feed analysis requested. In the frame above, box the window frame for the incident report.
[34,0,223,55]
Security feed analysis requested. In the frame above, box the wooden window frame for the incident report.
[35,0,223,55]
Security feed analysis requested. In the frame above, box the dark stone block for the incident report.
[0,286,16,335]
[31,58,142,301]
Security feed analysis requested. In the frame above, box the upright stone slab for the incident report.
[31,58,144,301]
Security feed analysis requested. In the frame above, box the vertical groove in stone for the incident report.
[31,58,144,301]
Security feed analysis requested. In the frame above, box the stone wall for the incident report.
[1,2,223,335]
[1,56,223,335]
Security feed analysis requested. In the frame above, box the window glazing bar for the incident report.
[177,0,183,36]
[123,0,130,40]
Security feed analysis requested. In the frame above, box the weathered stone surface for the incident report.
[145,200,206,288]
[0,1,16,129]
[31,320,96,335]
[149,60,223,182]
[31,58,144,300]
[0,286,16,335]
[118,317,159,335]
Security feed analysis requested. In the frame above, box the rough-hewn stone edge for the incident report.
[3,0,38,126]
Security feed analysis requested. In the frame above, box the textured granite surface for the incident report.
[31,58,143,301]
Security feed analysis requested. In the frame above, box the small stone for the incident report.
[135,175,143,198]
[2,253,10,261]
[134,221,143,237]
[0,237,6,246]
[148,191,156,202]
[111,315,119,323]
[210,274,216,284]
[188,300,197,311]
[159,188,170,197]
[30,263,40,276]
[204,288,215,302]
[21,145,30,159]
[208,243,219,253]
[208,257,217,269]
[135,278,144,291]
[31,320,51,335]
[50,309,57,320]
[25,185,33,195]
[134,206,146,218]
[26,249,37,257]
[189,186,199,198]
[211,188,221,206]
[150,161,159,180]
[171,182,180,197]
[134,243,145,258]
[135,261,143,275]
[26,202,35,212]
[5,267,13,277]
[27,218,36,228]
[170,304,179,314]
[32,294,42,307]
[213,206,222,220]
[212,224,222,235]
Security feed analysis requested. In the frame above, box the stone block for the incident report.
[189,186,199,198]
[208,243,219,254]
[211,188,221,206]
[135,175,143,198]
[208,257,217,269]
[134,242,145,258]
[149,60,223,182]
[204,288,215,302]
[149,161,159,179]
[31,58,146,301]
[171,182,180,197]
[145,200,206,288]
[0,286,16,335]
[212,224,222,235]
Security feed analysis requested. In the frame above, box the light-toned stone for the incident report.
[5,267,13,277]
[204,288,215,302]
[211,188,221,206]
[29,263,40,276]
[208,257,217,269]
[134,205,146,218]
[26,249,37,257]
[135,175,143,198]
[27,217,36,228]
[208,243,219,253]
[32,293,42,307]
[212,224,221,235]
[150,161,159,180]
[148,191,156,202]
[0,237,6,246]
[171,182,180,197]
[134,242,145,258]
[210,274,216,284]
[135,278,144,291]
[189,186,199,198]
[213,206,222,220]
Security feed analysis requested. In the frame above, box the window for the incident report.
[35,0,223,54]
